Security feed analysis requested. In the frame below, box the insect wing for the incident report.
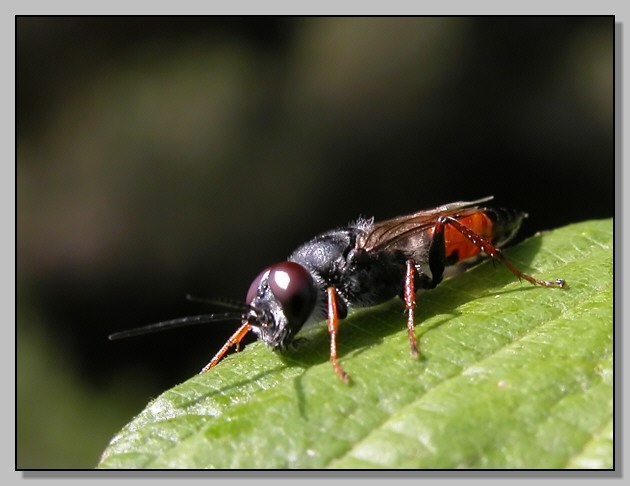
[359,196,494,252]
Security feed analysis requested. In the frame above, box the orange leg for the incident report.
[327,287,350,383]
[404,259,420,358]
[437,216,565,288]
[403,217,565,365]
[199,322,252,374]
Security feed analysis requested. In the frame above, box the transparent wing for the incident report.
[358,196,494,252]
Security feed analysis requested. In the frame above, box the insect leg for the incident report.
[404,260,420,358]
[436,216,565,288]
[199,322,252,374]
[327,287,350,383]
[403,223,449,358]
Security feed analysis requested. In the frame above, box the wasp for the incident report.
[110,196,565,382]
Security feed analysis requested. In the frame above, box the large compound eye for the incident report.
[246,266,271,304]
[268,262,316,325]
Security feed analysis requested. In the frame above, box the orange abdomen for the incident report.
[444,212,495,262]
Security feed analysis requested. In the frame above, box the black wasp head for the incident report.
[108,261,320,374]
[245,261,317,350]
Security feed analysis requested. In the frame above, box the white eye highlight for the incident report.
[273,270,291,290]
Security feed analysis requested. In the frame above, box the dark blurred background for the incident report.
[16,16,614,468]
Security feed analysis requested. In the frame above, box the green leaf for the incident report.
[98,219,613,469]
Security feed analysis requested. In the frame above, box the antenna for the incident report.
[108,312,245,340]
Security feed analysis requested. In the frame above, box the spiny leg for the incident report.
[404,260,420,358]
[327,287,350,383]
[402,222,448,359]
[403,213,565,363]
[199,322,252,374]
[403,224,448,359]
[436,216,565,288]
